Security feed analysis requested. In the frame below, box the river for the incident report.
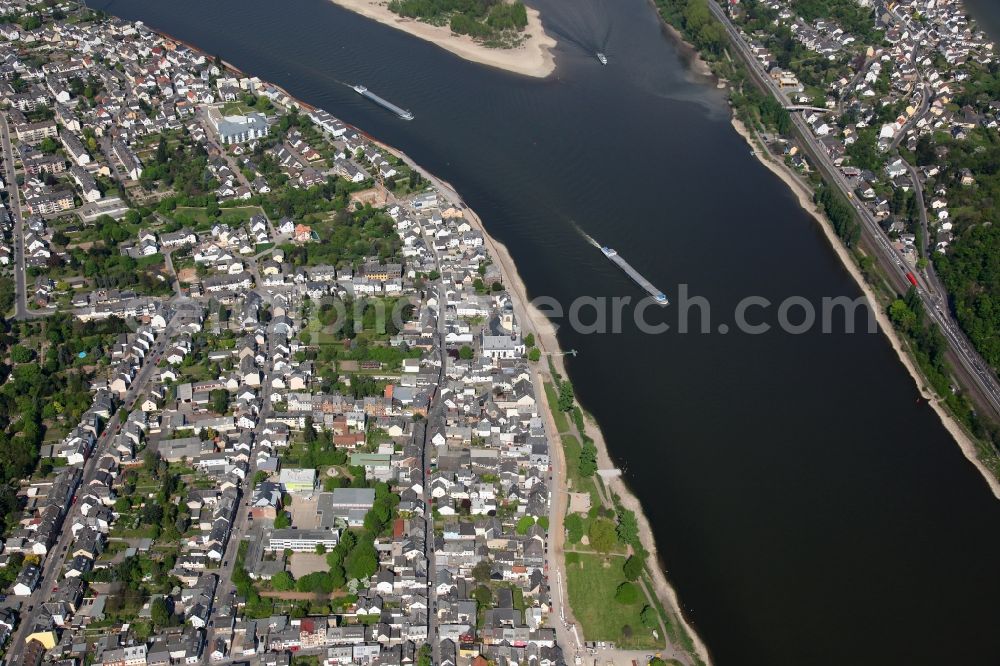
[87,0,1000,663]
[964,0,1000,44]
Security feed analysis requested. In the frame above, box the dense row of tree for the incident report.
[0,315,129,532]
[655,0,727,57]
[814,184,861,246]
[387,0,527,40]
[140,133,214,197]
[276,203,402,268]
[922,130,1000,376]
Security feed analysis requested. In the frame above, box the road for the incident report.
[161,248,187,299]
[417,202,448,665]
[902,160,931,258]
[208,300,275,655]
[405,163,611,663]
[0,113,30,321]
[98,136,128,187]
[196,107,253,192]
[6,318,180,664]
[709,0,1000,420]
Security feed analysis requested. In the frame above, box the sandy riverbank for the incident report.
[731,117,1000,501]
[327,0,556,78]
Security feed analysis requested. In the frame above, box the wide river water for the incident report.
[88,0,1000,663]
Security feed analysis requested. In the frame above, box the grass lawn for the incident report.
[111,524,159,540]
[566,552,659,649]
[174,205,264,228]
[544,382,570,432]
[179,363,214,382]
[221,101,256,116]
[562,434,599,501]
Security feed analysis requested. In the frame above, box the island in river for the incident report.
[328,0,556,77]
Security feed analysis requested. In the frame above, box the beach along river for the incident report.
[88,0,1000,663]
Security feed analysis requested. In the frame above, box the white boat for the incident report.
[597,52,608,65]
[599,244,669,305]
[353,84,413,121]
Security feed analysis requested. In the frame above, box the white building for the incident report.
[213,113,270,145]
[266,528,339,552]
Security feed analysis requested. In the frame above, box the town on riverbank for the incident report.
[0,3,702,666]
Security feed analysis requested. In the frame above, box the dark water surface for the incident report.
[88,0,1000,663]
[965,0,1000,43]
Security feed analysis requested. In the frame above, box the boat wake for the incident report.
[566,218,601,249]
[540,0,613,61]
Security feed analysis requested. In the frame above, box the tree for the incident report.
[614,581,639,604]
[641,605,658,629]
[565,513,584,543]
[209,389,228,415]
[10,345,32,363]
[557,380,575,412]
[143,449,161,476]
[528,348,541,362]
[588,518,617,554]
[473,584,492,609]
[417,644,432,666]
[345,540,378,580]
[616,508,639,546]
[458,346,474,360]
[303,415,317,443]
[274,511,291,529]
[141,502,164,526]
[315,543,327,555]
[846,129,881,172]
[271,571,295,591]
[472,559,493,584]
[578,440,598,478]
[150,597,170,626]
[622,554,644,581]
[156,136,168,164]
[523,333,535,347]
[38,137,58,154]
[815,185,861,247]
[296,571,334,594]
[915,134,936,166]
[516,515,535,535]
[888,298,918,331]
